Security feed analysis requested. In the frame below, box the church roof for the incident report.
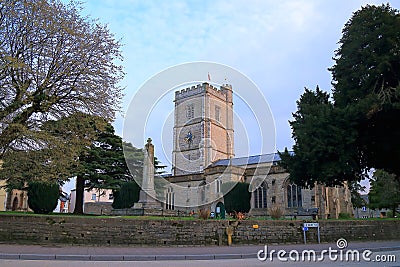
[210,152,293,167]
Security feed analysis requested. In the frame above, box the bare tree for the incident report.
[0,0,124,153]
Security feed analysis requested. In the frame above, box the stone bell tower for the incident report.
[172,82,234,175]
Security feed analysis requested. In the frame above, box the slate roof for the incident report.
[210,151,293,167]
[162,151,294,177]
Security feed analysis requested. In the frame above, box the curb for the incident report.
[0,253,257,261]
[0,246,399,261]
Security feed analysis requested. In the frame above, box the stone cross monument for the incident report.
[135,138,161,210]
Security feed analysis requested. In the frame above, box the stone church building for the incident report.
[161,82,353,219]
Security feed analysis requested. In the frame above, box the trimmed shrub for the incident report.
[112,181,140,209]
[222,182,251,214]
[27,181,59,214]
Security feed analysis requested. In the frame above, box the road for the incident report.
[0,250,398,267]
[0,250,400,267]
[0,240,398,266]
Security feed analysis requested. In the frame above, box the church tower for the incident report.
[172,82,234,175]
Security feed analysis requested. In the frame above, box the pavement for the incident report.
[0,240,399,261]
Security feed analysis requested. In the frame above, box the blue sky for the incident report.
[71,0,399,174]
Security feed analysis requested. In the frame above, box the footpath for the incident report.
[0,240,399,261]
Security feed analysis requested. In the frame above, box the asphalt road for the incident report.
[0,250,399,267]
[0,240,398,266]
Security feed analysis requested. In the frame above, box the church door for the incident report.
[215,202,225,219]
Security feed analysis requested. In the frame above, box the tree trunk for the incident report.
[73,175,85,214]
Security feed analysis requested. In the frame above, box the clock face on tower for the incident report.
[181,130,199,161]
[184,131,193,145]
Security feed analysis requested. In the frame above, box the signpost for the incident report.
[304,223,319,228]
[303,222,320,244]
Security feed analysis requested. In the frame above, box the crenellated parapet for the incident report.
[175,82,232,102]
[175,83,204,101]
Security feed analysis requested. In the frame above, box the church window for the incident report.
[166,187,175,210]
[216,179,222,193]
[254,182,267,208]
[215,105,220,122]
[287,184,302,208]
[271,196,276,204]
[91,193,96,201]
[186,104,194,120]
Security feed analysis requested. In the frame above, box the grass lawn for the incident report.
[0,211,398,221]
[0,211,198,220]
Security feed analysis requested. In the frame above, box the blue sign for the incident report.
[303,227,309,231]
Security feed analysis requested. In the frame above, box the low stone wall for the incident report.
[84,202,113,215]
[111,208,183,217]
[0,214,398,246]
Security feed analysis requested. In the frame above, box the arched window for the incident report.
[215,178,222,193]
[165,187,175,210]
[254,182,267,208]
[287,183,302,208]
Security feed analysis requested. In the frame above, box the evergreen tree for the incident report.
[279,87,360,187]
[27,181,59,214]
[349,182,366,209]
[369,170,400,217]
[73,124,143,214]
[330,4,400,179]
[222,182,251,213]
[80,124,136,192]
[280,4,400,187]
[112,181,140,209]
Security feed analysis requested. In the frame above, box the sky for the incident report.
[63,0,399,177]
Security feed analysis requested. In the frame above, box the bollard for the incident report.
[225,227,234,246]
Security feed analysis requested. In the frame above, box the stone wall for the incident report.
[84,202,113,215]
[0,214,398,246]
